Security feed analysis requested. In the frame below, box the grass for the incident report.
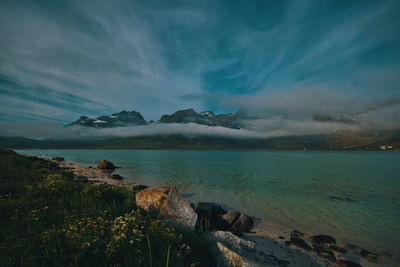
[0,149,215,266]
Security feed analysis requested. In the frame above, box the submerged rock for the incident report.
[328,196,356,203]
[360,249,378,262]
[97,160,116,170]
[311,235,336,246]
[135,186,197,228]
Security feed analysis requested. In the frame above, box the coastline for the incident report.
[40,155,398,267]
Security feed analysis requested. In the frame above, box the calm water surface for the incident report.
[18,149,400,256]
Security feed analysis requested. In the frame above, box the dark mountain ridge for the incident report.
[65,110,147,128]
[66,108,257,129]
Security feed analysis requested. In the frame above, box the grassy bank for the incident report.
[0,149,214,266]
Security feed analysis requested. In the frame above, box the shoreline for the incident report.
[14,147,400,152]
[34,154,399,267]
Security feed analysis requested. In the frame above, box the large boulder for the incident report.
[135,186,172,214]
[136,186,197,228]
[160,187,198,228]
[220,210,241,230]
[231,213,253,233]
[195,202,226,231]
[97,160,116,170]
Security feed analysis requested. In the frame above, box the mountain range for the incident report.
[66,108,360,130]
[66,109,257,129]
[65,110,147,128]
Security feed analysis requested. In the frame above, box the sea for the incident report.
[17,149,400,258]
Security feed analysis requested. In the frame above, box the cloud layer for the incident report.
[0,0,399,135]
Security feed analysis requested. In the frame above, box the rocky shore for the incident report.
[49,156,396,267]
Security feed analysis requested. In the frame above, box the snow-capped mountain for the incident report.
[65,111,147,128]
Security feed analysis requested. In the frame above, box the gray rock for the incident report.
[210,231,282,267]
[135,186,197,228]
[160,187,198,228]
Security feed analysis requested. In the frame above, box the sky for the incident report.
[0,0,399,138]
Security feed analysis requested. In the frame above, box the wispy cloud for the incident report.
[0,0,399,125]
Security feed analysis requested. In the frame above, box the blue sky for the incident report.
[0,0,399,124]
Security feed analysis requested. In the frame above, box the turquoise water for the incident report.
[18,149,400,257]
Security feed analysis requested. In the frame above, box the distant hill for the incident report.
[1,129,399,150]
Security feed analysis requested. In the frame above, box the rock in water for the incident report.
[311,235,336,246]
[360,249,378,262]
[135,186,197,228]
[231,213,253,233]
[110,173,124,180]
[97,160,116,170]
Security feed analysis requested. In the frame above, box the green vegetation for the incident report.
[0,149,215,266]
